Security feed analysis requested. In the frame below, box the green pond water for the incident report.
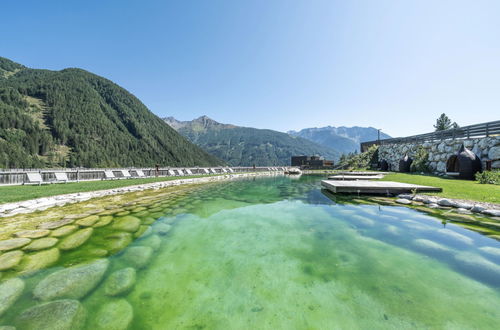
[1,175,500,329]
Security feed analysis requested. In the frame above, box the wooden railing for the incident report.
[0,166,287,186]
[360,120,500,152]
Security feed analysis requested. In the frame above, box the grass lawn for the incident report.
[380,173,500,204]
[0,175,216,204]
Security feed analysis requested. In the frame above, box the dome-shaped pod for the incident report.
[399,154,413,173]
[446,144,482,180]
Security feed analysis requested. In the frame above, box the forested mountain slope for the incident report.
[0,57,222,168]
[165,116,341,166]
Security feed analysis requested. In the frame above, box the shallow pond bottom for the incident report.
[0,176,499,329]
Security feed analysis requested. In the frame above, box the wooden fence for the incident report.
[360,120,500,152]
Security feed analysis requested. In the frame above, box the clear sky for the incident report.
[2,0,499,137]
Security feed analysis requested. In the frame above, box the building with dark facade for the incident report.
[291,155,334,169]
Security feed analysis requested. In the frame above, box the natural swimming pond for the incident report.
[0,175,499,329]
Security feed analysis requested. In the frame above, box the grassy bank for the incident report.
[0,175,214,204]
[380,173,500,204]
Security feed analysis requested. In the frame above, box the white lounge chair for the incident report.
[185,169,193,175]
[202,168,209,174]
[175,169,184,176]
[121,170,131,178]
[168,170,176,176]
[25,172,43,185]
[209,168,217,174]
[221,168,227,173]
[54,172,68,183]
[228,168,234,173]
[104,170,115,179]
[135,170,145,177]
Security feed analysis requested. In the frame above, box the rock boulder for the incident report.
[104,267,136,296]
[94,299,133,330]
[0,278,25,317]
[14,230,50,238]
[0,238,31,251]
[122,246,153,269]
[0,250,24,271]
[20,248,60,274]
[112,216,141,232]
[59,228,93,250]
[15,299,86,330]
[23,237,58,251]
[33,259,109,301]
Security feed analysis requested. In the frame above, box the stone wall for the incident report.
[378,136,500,173]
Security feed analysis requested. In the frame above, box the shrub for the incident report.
[338,145,378,170]
[475,170,500,185]
[410,147,430,173]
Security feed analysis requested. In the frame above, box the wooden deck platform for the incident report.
[328,175,384,180]
[321,180,442,194]
[337,171,387,176]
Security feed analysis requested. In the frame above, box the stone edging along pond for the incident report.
[0,172,282,218]
[394,194,500,217]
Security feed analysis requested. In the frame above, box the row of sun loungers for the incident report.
[268,167,286,171]
[22,167,292,185]
[22,168,240,185]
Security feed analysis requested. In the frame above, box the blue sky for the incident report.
[2,0,499,137]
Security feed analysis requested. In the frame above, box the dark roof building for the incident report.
[291,155,334,169]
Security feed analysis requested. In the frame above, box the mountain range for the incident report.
[0,57,222,168]
[0,56,389,169]
[164,116,341,166]
[165,116,391,165]
[288,126,391,154]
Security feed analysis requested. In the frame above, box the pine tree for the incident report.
[434,113,459,131]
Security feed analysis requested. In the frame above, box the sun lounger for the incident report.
[104,170,116,179]
[202,168,209,174]
[25,172,43,185]
[209,168,217,174]
[54,172,68,183]
[221,168,227,173]
[121,170,131,178]
[168,170,176,176]
[135,170,145,177]
[185,169,193,175]
[175,169,184,176]
[227,168,234,173]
